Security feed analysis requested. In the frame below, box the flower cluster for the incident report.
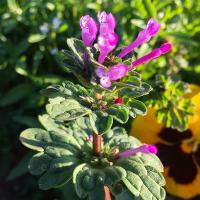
[80,11,172,88]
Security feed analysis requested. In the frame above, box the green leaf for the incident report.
[119,82,152,98]
[109,134,141,151]
[38,168,73,190]
[0,83,34,106]
[66,38,85,62]
[115,149,165,200]
[40,85,61,98]
[39,114,67,134]
[103,166,127,186]
[124,98,147,116]
[123,171,143,196]
[107,105,129,123]
[29,152,52,175]
[50,157,80,170]
[44,146,75,157]
[46,98,91,121]
[20,128,81,152]
[73,163,88,198]
[89,112,113,133]
[28,34,46,43]
[121,75,141,87]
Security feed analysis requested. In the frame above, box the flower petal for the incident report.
[130,42,172,69]
[95,67,108,78]
[146,18,160,36]
[117,18,160,58]
[108,63,128,81]
[97,11,118,63]
[80,15,98,47]
[100,76,111,88]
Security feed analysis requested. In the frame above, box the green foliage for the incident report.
[1,0,200,199]
[40,37,152,135]
[20,116,165,200]
[147,75,194,131]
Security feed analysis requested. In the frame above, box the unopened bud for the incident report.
[112,148,120,155]
[95,93,103,100]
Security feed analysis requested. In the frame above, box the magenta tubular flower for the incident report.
[97,11,118,63]
[96,63,128,88]
[117,18,160,58]
[80,15,98,47]
[117,144,158,159]
[130,43,172,70]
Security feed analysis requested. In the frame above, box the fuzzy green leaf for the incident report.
[46,98,91,121]
[66,38,85,62]
[20,128,81,152]
[38,168,73,190]
[119,82,152,98]
[73,163,88,198]
[107,105,129,123]
[89,111,113,133]
[29,152,52,175]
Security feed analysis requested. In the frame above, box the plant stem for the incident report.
[104,186,111,200]
[93,132,102,156]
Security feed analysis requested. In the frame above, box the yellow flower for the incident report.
[130,84,200,199]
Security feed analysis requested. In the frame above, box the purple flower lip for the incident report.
[146,18,160,36]
[108,64,129,81]
[117,18,160,58]
[80,15,98,47]
[117,144,158,159]
[96,63,129,88]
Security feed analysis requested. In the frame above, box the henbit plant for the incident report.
[20,11,171,200]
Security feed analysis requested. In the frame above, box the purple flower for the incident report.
[117,18,160,58]
[130,42,172,69]
[79,12,172,89]
[97,11,118,63]
[96,63,129,88]
[80,15,98,47]
[117,144,158,159]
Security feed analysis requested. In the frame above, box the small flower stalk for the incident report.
[79,13,172,88]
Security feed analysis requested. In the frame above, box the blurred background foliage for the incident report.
[0,0,200,199]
